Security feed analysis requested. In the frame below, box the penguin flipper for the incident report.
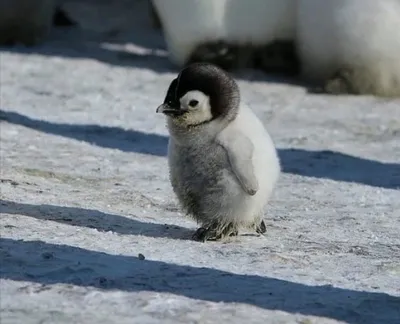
[217,131,259,196]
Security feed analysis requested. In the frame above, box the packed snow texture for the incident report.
[1,1,399,323]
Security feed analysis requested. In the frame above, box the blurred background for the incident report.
[0,0,172,71]
[0,0,299,77]
[1,0,400,97]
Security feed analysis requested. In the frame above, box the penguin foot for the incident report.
[324,67,357,95]
[192,222,238,242]
[254,40,299,76]
[192,227,208,242]
[188,41,253,71]
[256,220,267,234]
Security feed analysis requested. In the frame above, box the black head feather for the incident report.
[162,63,240,121]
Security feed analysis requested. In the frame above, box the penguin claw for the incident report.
[192,223,238,242]
[256,220,267,234]
[192,227,208,242]
[229,230,239,237]
[192,227,219,242]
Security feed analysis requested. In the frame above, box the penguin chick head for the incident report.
[156,63,240,127]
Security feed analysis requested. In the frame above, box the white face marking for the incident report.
[179,90,212,126]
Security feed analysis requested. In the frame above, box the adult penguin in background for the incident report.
[297,0,400,97]
[151,0,298,75]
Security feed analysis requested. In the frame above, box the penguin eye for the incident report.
[188,99,199,107]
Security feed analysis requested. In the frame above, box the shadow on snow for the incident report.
[0,238,399,324]
[1,109,399,189]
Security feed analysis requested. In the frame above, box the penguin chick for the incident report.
[297,0,400,97]
[156,63,281,242]
[151,0,296,73]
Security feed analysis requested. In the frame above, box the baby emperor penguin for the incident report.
[297,0,400,97]
[156,63,281,242]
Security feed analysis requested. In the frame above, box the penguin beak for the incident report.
[156,103,186,116]
[156,103,170,113]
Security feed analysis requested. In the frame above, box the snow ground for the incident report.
[1,1,400,323]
